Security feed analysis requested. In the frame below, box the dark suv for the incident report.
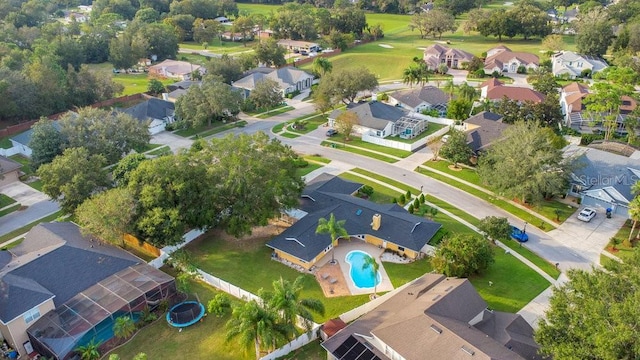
[326,129,338,137]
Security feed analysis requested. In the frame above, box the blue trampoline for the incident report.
[166,301,205,328]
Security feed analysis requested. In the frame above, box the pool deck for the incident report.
[315,239,394,296]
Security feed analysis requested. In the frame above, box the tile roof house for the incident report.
[10,121,62,158]
[121,98,175,135]
[0,155,22,187]
[232,67,314,98]
[266,174,441,270]
[551,51,608,79]
[322,273,542,360]
[560,82,638,134]
[479,78,546,104]
[484,45,539,74]
[148,60,205,80]
[0,222,176,359]
[423,44,474,70]
[328,102,430,140]
[463,111,509,155]
[565,144,640,218]
[387,85,449,116]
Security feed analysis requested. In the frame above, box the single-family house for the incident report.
[565,144,640,218]
[165,80,199,102]
[121,98,175,135]
[484,45,539,74]
[266,174,441,271]
[423,44,474,70]
[213,16,230,23]
[322,273,542,360]
[463,111,509,155]
[420,1,434,12]
[387,85,449,116]
[148,60,205,80]
[276,39,320,53]
[232,67,314,98]
[0,222,175,359]
[479,78,546,104]
[560,82,638,134]
[328,101,430,140]
[0,156,22,187]
[551,51,608,79]
[10,122,62,158]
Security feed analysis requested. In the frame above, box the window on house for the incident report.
[398,246,405,252]
[24,308,41,324]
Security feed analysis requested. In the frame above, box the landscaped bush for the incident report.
[358,185,374,197]
[580,133,605,145]
[408,204,414,213]
[241,99,256,112]
[378,93,389,101]
[473,69,486,78]
[581,69,592,78]
[398,194,406,205]
[517,65,527,74]
[293,158,309,168]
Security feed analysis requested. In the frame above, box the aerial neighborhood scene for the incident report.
[2,0,640,358]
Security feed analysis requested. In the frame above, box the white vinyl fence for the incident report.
[339,280,416,323]
[362,124,451,152]
[0,146,21,157]
[258,326,320,360]
[147,229,204,268]
[196,269,262,303]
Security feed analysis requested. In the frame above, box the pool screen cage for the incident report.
[26,264,176,360]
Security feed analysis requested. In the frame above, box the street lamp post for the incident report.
[523,222,527,234]
[420,185,424,193]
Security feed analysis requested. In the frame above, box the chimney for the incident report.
[371,214,381,231]
[162,93,169,101]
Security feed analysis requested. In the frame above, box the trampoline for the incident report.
[166,301,205,328]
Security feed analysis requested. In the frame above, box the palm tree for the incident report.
[402,66,418,88]
[362,255,380,298]
[113,316,136,340]
[75,339,101,360]
[316,213,348,264]
[416,66,430,87]
[443,80,455,100]
[458,83,478,102]
[226,300,287,359]
[262,277,325,337]
[628,196,640,243]
[312,57,333,77]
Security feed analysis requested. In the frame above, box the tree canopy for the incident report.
[431,234,494,277]
[249,78,283,111]
[477,121,570,204]
[439,129,472,167]
[315,67,378,105]
[536,249,640,359]
[29,118,65,170]
[75,187,136,246]
[175,78,243,128]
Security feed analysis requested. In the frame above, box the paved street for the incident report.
[0,182,59,237]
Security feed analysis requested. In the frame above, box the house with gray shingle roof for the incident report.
[322,273,541,360]
[551,50,608,79]
[565,144,640,218]
[328,101,430,140]
[232,66,314,98]
[463,111,509,155]
[10,121,62,158]
[0,222,175,359]
[388,85,449,116]
[121,98,175,135]
[267,174,441,270]
[0,155,22,186]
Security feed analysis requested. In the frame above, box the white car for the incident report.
[577,208,596,222]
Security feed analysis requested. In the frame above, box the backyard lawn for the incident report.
[107,273,255,360]
[276,340,325,360]
[187,232,370,323]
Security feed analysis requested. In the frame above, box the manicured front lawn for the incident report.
[136,143,162,153]
[469,250,549,313]
[197,121,248,138]
[0,137,12,149]
[296,163,322,177]
[501,239,561,279]
[146,146,172,156]
[0,194,17,208]
[282,132,300,138]
[0,204,21,217]
[256,106,296,119]
[173,120,246,138]
[350,168,419,194]
[421,160,576,224]
[187,233,370,323]
[10,154,33,176]
[338,173,402,204]
[26,179,43,191]
[304,155,331,164]
[109,274,255,360]
[415,166,557,231]
[288,114,328,134]
[605,220,638,263]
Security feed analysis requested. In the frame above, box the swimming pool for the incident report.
[345,250,381,289]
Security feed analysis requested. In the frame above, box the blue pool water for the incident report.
[345,250,381,289]
[76,312,141,348]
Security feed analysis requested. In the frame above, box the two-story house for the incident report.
[423,44,474,70]
[551,51,608,79]
[483,45,539,74]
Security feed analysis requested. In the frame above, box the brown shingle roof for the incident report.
[484,50,539,70]
[486,86,546,103]
[480,77,503,89]
[0,155,21,175]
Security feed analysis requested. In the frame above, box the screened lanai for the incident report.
[27,264,175,360]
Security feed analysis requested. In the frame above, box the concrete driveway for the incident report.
[150,132,195,153]
[547,208,626,264]
[0,182,49,206]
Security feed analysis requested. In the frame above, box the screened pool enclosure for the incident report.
[27,264,175,360]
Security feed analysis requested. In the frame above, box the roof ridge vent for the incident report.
[411,222,421,233]
[430,324,442,334]
[285,238,305,247]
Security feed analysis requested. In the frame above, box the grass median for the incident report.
[321,141,398,163]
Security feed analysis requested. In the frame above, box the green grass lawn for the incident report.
[321,141,398,163]
[187,233,370,323]
[196,121,248,138]
[281,132,300,139]
[256,106,296,119]
[108,273,256,360]
[1,238,23,250]
[147,146,172,156]
[0,204,21,217]
[333,135,412,158]
[0,137,12,149]
[174,120,245,138]
[0,194,17,208]
[296,163,323,177]
[288,114,328,134]
[415,166,557,231]
[501,239,561,279]
[272,122,287,133]
[112,73,176,96]
[469,249,549,313]
[338,172,403,204]
[276,339,325,360]
[303,155,331,164]
[383,257,433,288]
[604,220,638,263]
[10,154,33,175]
[237,3,282,15]
[136,143,162,153]
[26,179,43,191]
[180,40,251,53]
[349,168,419,194]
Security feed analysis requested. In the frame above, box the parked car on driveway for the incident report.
[326,129,338,137]
[577,208,597,222]
[510,225,529,242]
